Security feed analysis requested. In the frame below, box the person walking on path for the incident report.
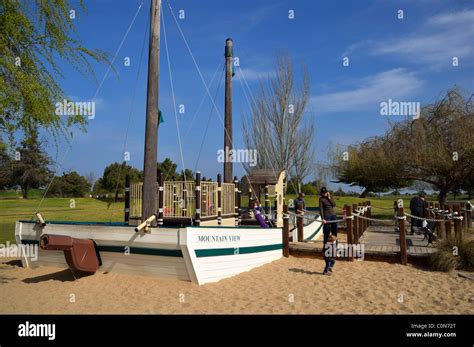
[291,192,306,227]
[409,192,427,235]
[319,187,337,274]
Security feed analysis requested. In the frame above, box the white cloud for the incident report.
[311,68,424,113]
[344,9,474,68]
[235,67,270,83]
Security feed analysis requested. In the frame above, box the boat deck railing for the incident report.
[129,181,235,220]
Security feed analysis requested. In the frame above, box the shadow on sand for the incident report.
[23,269,78,283]
[289,268,324,276]
[0,260,23,283]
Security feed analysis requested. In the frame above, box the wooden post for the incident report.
[217,174,222,225]
[362,202,367,232]
[296,201,304,242]
[172,185,177,216]
[398,206,407,265]
[181,181,187,217]
[223,38,233,183]
[234,176,239,226]
[461,202,467,232]
[157,172,164,226]
[467,202,472,232]
[236,177,241,226]
[445,206,452,242]
[282,204,290,257]
[453,204,463,244]
[248,185,253,209]
[366,200,371,226]
[124,174,130,223]
[434,202,442,239]
[142,0,161,224]
[258,185,262,206]
[358,202,365,236]
[352,203,359,243]
[194,171,201,226]
[264,180,269,221]
[274,190,278,223]
[345,204,353,246]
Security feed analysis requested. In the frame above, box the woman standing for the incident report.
[319,187,337,274]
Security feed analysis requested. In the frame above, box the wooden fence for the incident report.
[128,179,236,221]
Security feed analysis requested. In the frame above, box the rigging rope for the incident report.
[107,6,150,222]
[165,0,263,206]
[162,5,193,221]
[235,65,286,194]
[183,63,222,141]
[34,0,145,217]
[193,66,225,172]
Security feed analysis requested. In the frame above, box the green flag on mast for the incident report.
[158,109,164,124]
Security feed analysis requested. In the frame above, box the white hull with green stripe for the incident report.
[15,220,283,285]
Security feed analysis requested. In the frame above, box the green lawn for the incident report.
[0,189,448,244]
[0,192,123,244]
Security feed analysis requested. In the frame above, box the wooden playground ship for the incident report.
[15,0,322,285]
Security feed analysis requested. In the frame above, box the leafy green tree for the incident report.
[156,158,193,181]
[97,162,142,198]
[178,168,194,181]
[0,138,12,188]
[387,89,474,207]
[11,132,52,198]
[330,88,474,206]
[0,0,108,139]
[460,174,474,199]
[300,183,317,195]
[156,158,178,180]
[47,171,90,197]
[329,138,411,198]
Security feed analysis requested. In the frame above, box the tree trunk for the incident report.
[359,187,369,198]
[439,190,448,209]
[22,185,28,199]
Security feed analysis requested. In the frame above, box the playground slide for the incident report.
[254,209,269,228]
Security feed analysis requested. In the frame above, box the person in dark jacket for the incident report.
[319,187,337,274]
[409,193,427,235]
[293,192,306,213]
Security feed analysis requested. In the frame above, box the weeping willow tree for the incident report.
[329,137,411,198]
[330,88,474,205]
[242,54,314,191]
[387,88,474,207]
[0,0,109,141]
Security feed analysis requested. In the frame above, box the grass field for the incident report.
[0,189,452,244]
[0,191,123,244]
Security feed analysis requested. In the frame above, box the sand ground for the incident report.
[0,257,472,314]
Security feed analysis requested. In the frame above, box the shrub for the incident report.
[429,238,474,272]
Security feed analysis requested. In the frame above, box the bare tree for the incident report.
[242,54,313,191]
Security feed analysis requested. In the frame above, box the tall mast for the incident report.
[142,0,161,222]
[223,38,233,183]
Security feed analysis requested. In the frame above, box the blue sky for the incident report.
[37,0,474,190]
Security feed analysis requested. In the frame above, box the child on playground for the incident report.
[323,234,337,275]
